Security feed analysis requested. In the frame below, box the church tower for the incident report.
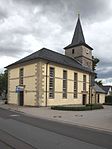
[64,15,93,69]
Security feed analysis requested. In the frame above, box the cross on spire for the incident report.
[78,12,80,19]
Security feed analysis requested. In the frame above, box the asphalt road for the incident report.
[0,108,112,149]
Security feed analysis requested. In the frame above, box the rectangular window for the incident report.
[74,73,78,98]
[63,70,67,98]
[49,67,55,98]
[83,75,86,91]
[19,68,24,85]
[72,49,74,54]
[98,94,100,103]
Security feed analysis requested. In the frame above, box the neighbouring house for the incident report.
[92,83,106,104]
[6,16,96,107]
[101,86,112,96]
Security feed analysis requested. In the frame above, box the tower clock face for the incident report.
[86,49,89,54]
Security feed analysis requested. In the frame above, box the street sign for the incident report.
[16,86,24,93]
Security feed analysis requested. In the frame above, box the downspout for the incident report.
[89,84,91,104]
[45,62,49,107]
[89,74,91,104]
[90,72,95,110]
[89,74,92,110]
[95,91,96,104]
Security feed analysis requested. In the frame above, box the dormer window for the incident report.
[72,49,74,54]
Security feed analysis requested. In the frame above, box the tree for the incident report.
[92,56,100,71]
[92,56,100,78]
[0,70,8,96]
[95,80,103,86]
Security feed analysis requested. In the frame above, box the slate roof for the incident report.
[64,17,93,50]
[71,17,85,45]
[101,86,112,94]
[94,83,106,94]
[6,48,93,73]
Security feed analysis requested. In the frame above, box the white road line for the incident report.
[10,115,20,117]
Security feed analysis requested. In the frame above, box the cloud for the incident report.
[96,59,112,78]
[0,0,112,84]
[96,78,112,85]
[13,0,112,21]
[0,9,8,20]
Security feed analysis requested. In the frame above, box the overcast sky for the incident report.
[0,0,112,85]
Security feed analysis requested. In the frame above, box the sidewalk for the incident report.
[0,103,112,133]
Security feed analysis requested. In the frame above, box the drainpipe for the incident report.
[45,62,49,107]
[89,84,91,104]
[89,74,92,110]
[89,74,91,104]
[91,87,92,110]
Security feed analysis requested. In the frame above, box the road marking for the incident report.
[9,114,20,117]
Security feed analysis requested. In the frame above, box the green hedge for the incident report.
[103,103,112,105]
[105,96,112,103]
[51,104,103,111]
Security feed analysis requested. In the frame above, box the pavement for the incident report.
[1,108,111,149]
[0,102,112,133]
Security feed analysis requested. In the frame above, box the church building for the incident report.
[6,16,105,106]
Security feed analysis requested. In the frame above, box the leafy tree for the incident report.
[0,70,8,96]
[92,56,100,79]
[92,56,100,71]
[95,80,103,86]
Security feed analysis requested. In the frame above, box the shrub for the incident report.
[51,104,103,111]
[105,96,112,103]
[103,103,112,105]
[86,104,103,109]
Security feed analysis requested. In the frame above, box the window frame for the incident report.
[72,49,74,54]
[83,75,86,91]
[63,70,67,98]
[19,68,24,85]
[74,73,78,98]
[49,67,55,99]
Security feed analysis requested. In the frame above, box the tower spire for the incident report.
[71,15,85,45]
[64,14,93,69]
[64,14,93,50]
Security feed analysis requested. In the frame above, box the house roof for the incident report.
[64,16,93,50]
[101,86,112,94]
[94,83,106,94]
[6,48,93,73]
